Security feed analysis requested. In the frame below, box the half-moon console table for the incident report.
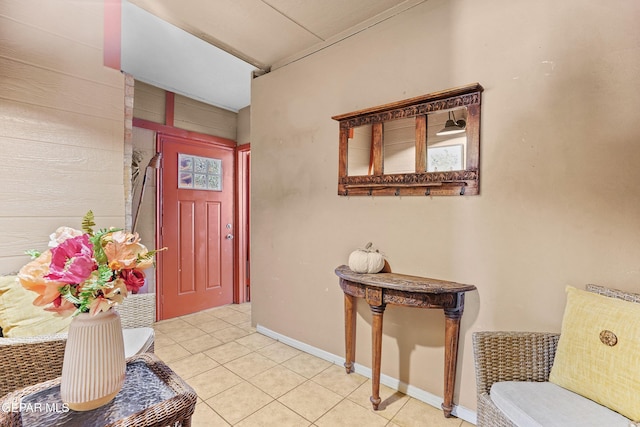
[335,265,476,418]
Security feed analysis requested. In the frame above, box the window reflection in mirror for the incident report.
[427,108,467,172]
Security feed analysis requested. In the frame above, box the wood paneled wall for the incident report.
[133,81,238,141]
[132,81,166,124]
[174,94,237,140]
[0,0,126,274]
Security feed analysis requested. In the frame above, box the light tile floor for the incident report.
[154,303,474,427]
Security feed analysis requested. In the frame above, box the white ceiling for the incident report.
[121,0,426,112]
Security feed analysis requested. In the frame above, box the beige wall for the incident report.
[0,0,125,274]
[250,0,640,415]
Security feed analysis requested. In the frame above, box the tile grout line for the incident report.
[173,332,336,424]
[156,304,471,426]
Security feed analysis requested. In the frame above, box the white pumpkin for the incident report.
[348,242,385,273]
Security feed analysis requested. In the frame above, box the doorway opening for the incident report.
[132,117,250,320]
[157,134,235,319]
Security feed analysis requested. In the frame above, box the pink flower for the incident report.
[121,269,145,293]
[45,234,95,284]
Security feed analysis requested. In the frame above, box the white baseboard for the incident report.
[256,324,477,425]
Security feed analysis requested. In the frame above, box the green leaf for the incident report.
[59,285,81,305]
[137,247,167,264]
[96,264,114,285]
[25,249,41,259]
[90,228,121,265]
[82,210,96,235]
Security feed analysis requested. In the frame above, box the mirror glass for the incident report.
[383,117,416,174]
[346,108,468,176]
[347,124,372,176]
[427,108,467,172]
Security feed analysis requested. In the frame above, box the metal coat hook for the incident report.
[425,188,430,196]
[460,186,466,196]
[368,189,373,196]
[395,189,400,196]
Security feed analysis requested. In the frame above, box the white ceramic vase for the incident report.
[60,309,125,411]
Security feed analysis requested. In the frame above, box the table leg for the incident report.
[344,293,357,374]
[442,293,465,418]
[370,304,386,410]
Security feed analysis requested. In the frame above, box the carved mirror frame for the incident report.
[332,83,483,196]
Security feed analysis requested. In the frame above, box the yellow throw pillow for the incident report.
[0,275,71,338]
[549,286,640,421]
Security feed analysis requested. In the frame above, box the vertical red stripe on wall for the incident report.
[104,0,122,70]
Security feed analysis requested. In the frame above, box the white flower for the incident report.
[48,226,83,248]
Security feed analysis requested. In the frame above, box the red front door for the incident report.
[158,134,234,319]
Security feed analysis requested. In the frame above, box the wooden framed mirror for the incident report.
[332,83,483,196]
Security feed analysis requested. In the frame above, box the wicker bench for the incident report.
[0,293,156,399]
[472,285,639,427]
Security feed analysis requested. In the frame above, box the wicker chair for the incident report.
[472,285,640,427]
[0,292,156,399]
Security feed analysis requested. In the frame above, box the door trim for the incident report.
[134,117,237,148]
[235,143,250,303]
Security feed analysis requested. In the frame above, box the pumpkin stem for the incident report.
[364,242,373,251]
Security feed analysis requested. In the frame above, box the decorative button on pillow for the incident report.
[549,286,640,421]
